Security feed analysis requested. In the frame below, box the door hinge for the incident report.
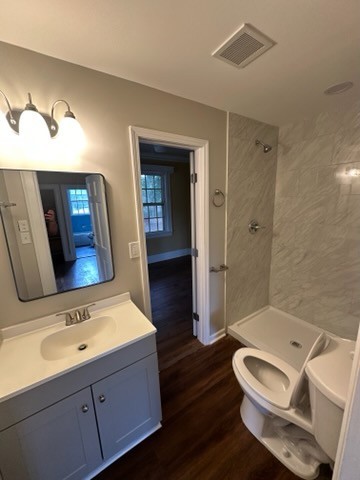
[190,173,198,184]
[191,248,198,258]
[193,312,199,321]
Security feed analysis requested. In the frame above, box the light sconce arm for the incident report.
[50,99,76,132]
[0,89,16,125]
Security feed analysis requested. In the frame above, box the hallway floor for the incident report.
[95,257,333,480]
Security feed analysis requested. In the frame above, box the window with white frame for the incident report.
[141,165,174,236]
[67,188,90,215]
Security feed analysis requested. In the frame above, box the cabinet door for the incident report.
[92,353,162,460]
[0,388,102,480]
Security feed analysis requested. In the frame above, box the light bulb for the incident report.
[19,109,50,143]
[57,116,86,154]
[18,110,50,160]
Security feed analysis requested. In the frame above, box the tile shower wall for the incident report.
[270,102,360,339]
[227,113,278,325]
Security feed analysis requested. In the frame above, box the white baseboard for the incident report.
[209,328,226,344]
[147,248,191,264]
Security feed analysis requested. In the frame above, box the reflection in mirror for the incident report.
[0,170,114,301]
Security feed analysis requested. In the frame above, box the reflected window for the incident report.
[68,188,90,215]
[141,165,174,237]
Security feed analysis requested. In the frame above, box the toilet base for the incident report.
[240,396,324,480]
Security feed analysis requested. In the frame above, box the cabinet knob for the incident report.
[81,404,89,413]
[99,394,106,403]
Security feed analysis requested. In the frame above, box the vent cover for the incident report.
[213,23,275,68]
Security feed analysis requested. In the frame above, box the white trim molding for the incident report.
[209,328,226,345]
[129,126,210,345]
[20,172,57,296]
[147,248,191,264]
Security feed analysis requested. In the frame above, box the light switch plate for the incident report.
[18,219,29,232]
[129,241,140,259]
[20,232,32,244]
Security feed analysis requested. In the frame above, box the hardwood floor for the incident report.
[95,257,332,480]
[148,256,202,370]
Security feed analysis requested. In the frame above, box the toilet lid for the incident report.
[233,348,299,410]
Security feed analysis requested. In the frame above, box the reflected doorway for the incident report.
[39,183,99,291]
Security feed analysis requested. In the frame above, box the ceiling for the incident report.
[1,0,359,126]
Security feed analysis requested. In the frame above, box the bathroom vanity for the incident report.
[0,294,162,480]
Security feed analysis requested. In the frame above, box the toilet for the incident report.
[232,333,354,479]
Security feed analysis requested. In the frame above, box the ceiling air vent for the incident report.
[212,23,275,68]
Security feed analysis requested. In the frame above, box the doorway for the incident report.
[129,126,210,346]
[139,143,199,367]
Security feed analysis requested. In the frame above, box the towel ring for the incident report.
[212,189,225,207]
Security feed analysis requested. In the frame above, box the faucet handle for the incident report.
[56,311,75,326]
[82,303,96,320]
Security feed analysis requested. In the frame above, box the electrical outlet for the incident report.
[20,232,32,244]
[18,219,29,232]
[129,241,140,259]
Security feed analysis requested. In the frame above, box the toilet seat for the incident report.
[233,348,299,409]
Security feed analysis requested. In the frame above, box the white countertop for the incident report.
[0,293,156,403]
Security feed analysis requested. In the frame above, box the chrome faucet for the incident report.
[56,303,96,326]
[82,303,96,320]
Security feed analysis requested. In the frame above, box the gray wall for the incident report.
[270,102,360,339]
[226,113,278,325]
[0,41,227,335]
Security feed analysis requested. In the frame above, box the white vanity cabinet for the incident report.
[0,335,162,480]
[0,388,102,480]
[92,353,160,460]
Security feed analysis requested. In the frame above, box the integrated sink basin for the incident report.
[41,315,117,361]
[0,293,157,403]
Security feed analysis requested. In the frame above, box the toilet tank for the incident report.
[305,337,355,460]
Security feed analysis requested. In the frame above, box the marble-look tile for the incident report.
[324,193,350,225]
[272,222,296,249]
[279,120,305,146]
[245,118,279,145]
[227,113,278,325]
[316,165,341,196]
[270,104,360,340]
[297,168,318,197]
[340,101,360,131]
[276,142,306,173]
[312,306,359,340]
[228,112,248,139]
[347,196,360,227]
[303,110,344,139]
[277,135,333,173]
[299,135,334,169]
[333,127,360,164]
[276,169,299,197]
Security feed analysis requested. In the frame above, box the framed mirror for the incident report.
[0,169,114,301]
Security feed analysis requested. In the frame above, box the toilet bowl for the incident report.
[233,348,300,410]
[232,332,354,480]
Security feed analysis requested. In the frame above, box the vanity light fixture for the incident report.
[0,89,82,141]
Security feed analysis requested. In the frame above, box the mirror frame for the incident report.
[0,169,115,301]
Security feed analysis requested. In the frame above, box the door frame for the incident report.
[129,126,210,345]
[19,172,57,296]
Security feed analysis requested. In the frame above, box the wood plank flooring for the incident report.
[95,257,332,480]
